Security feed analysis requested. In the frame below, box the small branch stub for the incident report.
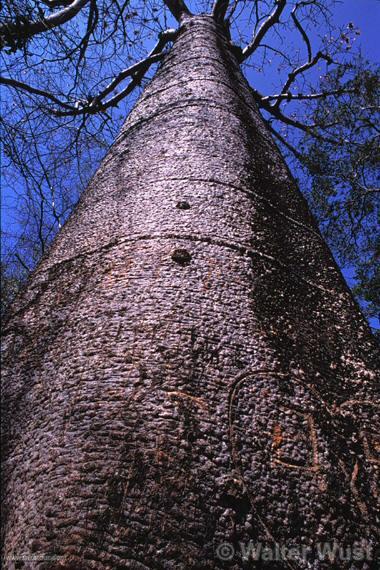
[176,201,191,210]
[171,248,192,265]
[163,0,192,23]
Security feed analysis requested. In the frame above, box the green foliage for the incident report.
[297,60,380,325]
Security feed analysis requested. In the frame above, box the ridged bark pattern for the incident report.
[2,16,379,570]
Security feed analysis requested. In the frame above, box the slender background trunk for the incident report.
[2,15,379,569]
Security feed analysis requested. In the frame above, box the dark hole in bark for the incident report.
[220,491,251,517]
[30,540,42,552]
[172,249,192,266]
[107,475,125,509]
[187,432,197,443]
[176,200,191,210]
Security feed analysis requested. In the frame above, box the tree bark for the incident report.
[1,15,379,570]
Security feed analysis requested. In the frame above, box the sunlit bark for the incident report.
[1,15,378,569]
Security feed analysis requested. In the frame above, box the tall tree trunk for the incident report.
[2,15,379,570]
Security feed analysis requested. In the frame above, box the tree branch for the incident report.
[15,253,31,273]
[1,28,179,116]
[75,0,98,71]
[225,0,240,23]
[266,121,305,162]
[262,87,356,103]
[273,51,333,108]
[291,1,313,62]
[251,86,339,143]
[0,76,77,110]
[55,28,179,115]
[0,0,89,51]
[39,0,75,7]
[240,0,286,62]
[212,0,230,23]
[163,0,192,22]
[97,28,178,102]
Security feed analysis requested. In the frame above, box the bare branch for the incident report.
[39,0,75,7]
[1,27,179,117]
[212,0,230,23]
[75,0,99,71]
[264,2,338,110]
[15,253,31,272]
[266,121,305,161]
[251,86,339,143]
[262,87,356,102]
[240,0,287,62]
[0,76,77,111]
[0,0,89,51]
[54,28,179,116]
[98,28,178,101]
[291,2,313,62]
[163,0,192,22]
[225,0,240,23]
[274,51,333,108]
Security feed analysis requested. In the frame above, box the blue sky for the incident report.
[231,0,379,329]
[334,0,380,57]
[311,0,379,330]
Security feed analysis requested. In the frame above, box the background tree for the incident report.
[281,59,379,329]
[1,0,379,329]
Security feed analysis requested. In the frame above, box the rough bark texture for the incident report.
[1,15,379,570]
